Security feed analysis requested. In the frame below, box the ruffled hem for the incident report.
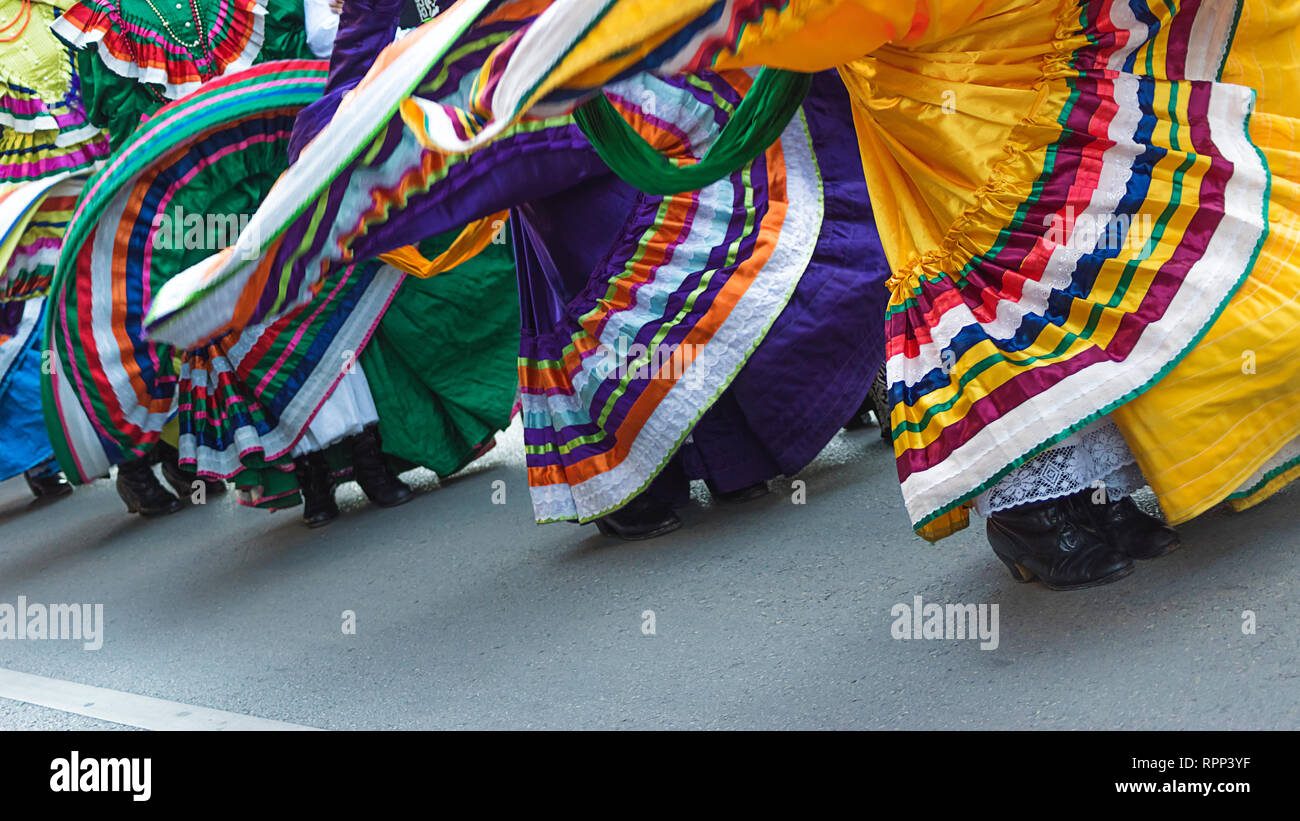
[0,129,109,182]
[873,0,1272,535]
[52,0,269,99]
[40,63,411,487]
[0,52,99,142]
[1,172,87,300]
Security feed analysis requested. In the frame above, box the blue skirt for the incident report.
[0,298,55,481]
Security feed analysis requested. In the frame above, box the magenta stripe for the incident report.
[253,264,356,394]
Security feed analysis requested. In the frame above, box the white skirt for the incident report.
[292,361,380,457]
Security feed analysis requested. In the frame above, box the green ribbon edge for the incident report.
[573,69,813,196]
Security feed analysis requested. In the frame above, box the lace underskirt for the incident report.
[974,417,1147,516]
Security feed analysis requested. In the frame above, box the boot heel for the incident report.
[994,551,1035,583]
[116,487,139,514]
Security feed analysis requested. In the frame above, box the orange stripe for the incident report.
[519,333,606,390]
[230,245,281,334]
[480,0,551,25]
[111,178,148,410]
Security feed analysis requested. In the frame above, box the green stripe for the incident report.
[1227,452,1300,501]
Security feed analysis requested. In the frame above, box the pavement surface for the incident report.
[1,418,1296,729]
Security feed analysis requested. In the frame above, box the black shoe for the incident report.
[159,453,227,501]
[986,491,1134,590]
[349,426,413,508]
[706,479,769,503]
[116,459,184,517]
[293,453,339,528]
[1080,494,1180,560]
[595,494,682,541]
[24,462,73,500]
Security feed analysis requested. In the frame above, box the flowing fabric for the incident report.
[0,173,82,300]
[572,67,813,195]
[144,0,1300,537]
[360,231,521,480]
[41,58,520,513]
[39,61,410,483]
[513,70,883,521]
[0,1,106,293]
[53,0,312,142]
[1,0,104,485]
[143,2,889,523]
[251,0,522,504]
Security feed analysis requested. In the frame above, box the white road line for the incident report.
[0,668,319,731]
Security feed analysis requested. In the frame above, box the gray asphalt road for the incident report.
[0,419,1296,729]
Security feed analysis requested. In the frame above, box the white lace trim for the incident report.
[974,417,1147,516]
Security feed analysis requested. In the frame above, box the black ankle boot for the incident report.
[706,479,769,503]
[116,459,183,517]
[595,493,682,540]
[293,453,339,528]
[986,490,1134,590]
[1081,494,1180,560]
[158,448,227,501]
[349,426,413,508]
[24,461,73,500]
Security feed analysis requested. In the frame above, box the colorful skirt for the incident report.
[53,0,312,143]
[163,0,1296,537]
[0,297,56,480]
[42,59,520,509]
[1,12,110,183]
[1,2,109,301]
[0,172,87,301]
[143,6,890,523]
[41,60,400,483]
[510,71,885,521]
